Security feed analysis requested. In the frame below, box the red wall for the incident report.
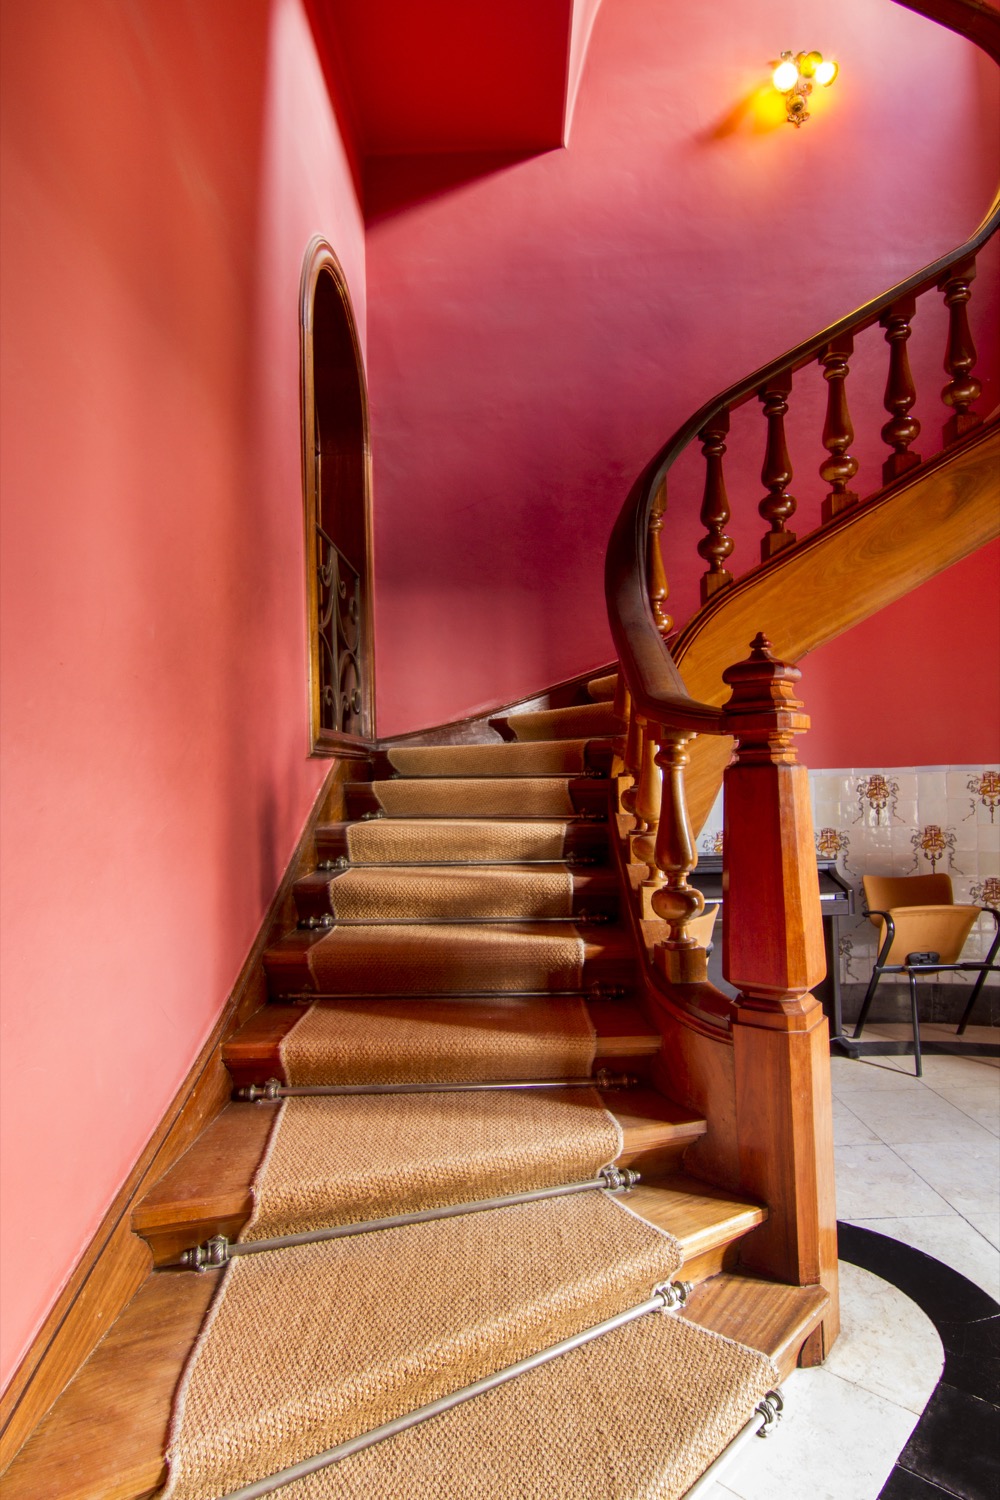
[366,0,999,735]
[800,539,1000,769]
[0,0,364,1389]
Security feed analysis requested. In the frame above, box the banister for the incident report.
[607,0,1000,732]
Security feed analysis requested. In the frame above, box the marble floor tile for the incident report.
[876,1053,1000,1089]
[965,1211,999,1250]
[845,1214,1000,1302]
[928,1084,1000,1136]
[696,1363,917,1500]
[834,1145,954,1220]
[830,1057,927,1096]
[892,1138,1000,1218]
[832,1099,879,1145]
[821,1262,942,1414]
[841,1089,999,1147]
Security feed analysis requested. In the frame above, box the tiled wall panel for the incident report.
[699,765,999,986]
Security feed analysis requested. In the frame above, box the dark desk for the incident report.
[690,855,855,1039]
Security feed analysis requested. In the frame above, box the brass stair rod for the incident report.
[178,1166,640,1270]
[283,984,628,1001]
[220,1281,691,1500]
[236,1070,635,1101]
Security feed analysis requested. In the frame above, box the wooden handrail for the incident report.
[606,0,1000,738]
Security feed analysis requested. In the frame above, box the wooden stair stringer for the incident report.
[671,419,1000,835]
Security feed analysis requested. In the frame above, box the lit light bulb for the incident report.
[814,58,838,86]
[772,57,799,92]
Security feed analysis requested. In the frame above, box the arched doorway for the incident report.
[300,239,374,750]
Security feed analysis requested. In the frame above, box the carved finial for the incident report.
[721,637,808,765]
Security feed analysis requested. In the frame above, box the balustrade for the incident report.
[674,231,994,602]
[940,258,982,445]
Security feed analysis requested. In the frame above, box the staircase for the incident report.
[3,686,828,1499]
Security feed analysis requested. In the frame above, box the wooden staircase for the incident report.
[3,691,828,1499]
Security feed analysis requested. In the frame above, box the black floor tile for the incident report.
[895,1383,999,1500]
[838,1223,1000,1329]
[879,1465,960,1499]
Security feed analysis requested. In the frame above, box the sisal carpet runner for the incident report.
[274,1317,776,1500]
[280,996,599,1084]
[386,739,594,777]
[344,817,578,864]
[244,1088,622,1241]
[367,777,578,817]
[163,1195,683,1500]
[306,922,586,995]
[326,864,574,921]
[502,701,624,742]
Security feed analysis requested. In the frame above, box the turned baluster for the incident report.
[630,725,665,914]
[880,296,921,482]
[697,411,734,602]
[818,335,859,524]
[647,481,673,639]
[939,258,981,445]
[619,697,644,821]
[757,373,797,561]
[648,730,706,984]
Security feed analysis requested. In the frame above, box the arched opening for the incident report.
[301,239,374,750]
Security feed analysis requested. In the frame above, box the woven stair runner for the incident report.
[587,669,619,701]
[365,777,579,817]
[265,1316,777,1500]
[306,922,586,995]
[245,1087,622,1241]
[279,997,599,1084]
[386,739,594,777]
[162,1194,684,1500]
[503,701,624,742]
[326,865,575,921]
[344,818,579,864]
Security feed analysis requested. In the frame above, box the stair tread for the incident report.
[265,920,633,959]
[3,1265,823,1500]
[223,999,661,1084]
[625,1172,766,1263]
[1,1270,218,1500]
[132,1090,707,1257]
[682,1273,830,1382]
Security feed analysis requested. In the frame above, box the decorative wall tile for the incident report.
[694,765,998,986]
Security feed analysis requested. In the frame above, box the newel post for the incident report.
[721,634,839,1361]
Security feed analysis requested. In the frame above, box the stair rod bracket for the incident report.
[176,1166,641,1271]
[755,1387,784,1437]
[652,1278,693,1311]
[236,1070,637,1102]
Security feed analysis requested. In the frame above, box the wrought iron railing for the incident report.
[316,523,365,736]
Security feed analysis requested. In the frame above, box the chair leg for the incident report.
[956,968,990,1036]
[853,969,882,1040]
[908,971,922,1077]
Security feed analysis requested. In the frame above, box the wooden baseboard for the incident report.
[0,759,356,1473]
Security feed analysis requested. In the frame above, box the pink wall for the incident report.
[799,539,1000,769]
[366,0,999,735]
[0,0,364,1389]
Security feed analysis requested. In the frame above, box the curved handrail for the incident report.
[606,0,1000,733]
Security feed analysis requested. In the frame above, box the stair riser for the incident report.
[291,870,620,925]
[315,821,612,867]
[368,741,617,781]
[343,779,613,821]
[263,947,637,1001]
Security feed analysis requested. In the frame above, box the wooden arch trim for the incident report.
[300,237,376,754]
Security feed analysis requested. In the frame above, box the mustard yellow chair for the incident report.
[852,873,999,1075]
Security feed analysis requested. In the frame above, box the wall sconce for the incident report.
[772,51,839,126]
